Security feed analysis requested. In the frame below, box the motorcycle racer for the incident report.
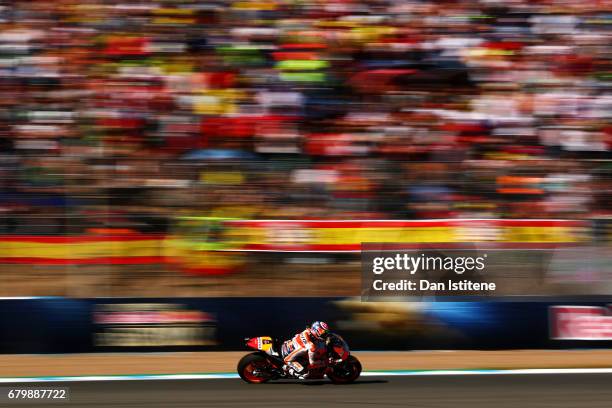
[239,328,362,384]
[281,321,330,379]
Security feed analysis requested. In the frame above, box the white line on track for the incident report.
[2,368,612,383]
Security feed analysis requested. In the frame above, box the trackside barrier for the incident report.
[0,297,611,354]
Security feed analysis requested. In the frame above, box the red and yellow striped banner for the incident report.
[0,219,588,265]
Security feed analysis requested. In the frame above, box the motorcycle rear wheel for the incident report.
[237,353,273,384]
[327,355,362,384]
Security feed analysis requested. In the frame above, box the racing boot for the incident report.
[284,363,308,379]
[282,364,295,377]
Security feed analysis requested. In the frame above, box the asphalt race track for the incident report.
[6,374,612,408]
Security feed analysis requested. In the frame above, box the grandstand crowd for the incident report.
[0,0,610,233]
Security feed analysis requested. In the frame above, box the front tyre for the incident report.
[237,353,273,384]
[327,355,362,384]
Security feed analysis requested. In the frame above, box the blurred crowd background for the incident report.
[0,0,610,296]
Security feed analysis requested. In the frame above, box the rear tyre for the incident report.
[327,355,362,384]
[237,353,273,384]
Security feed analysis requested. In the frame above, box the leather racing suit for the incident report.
[281,327,326,374]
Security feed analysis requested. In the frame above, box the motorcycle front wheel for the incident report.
[237,353,275,384]
[326,355,362,384]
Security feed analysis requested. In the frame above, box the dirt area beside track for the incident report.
[2,350,612,378]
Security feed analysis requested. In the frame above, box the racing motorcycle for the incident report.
[237,333,362,384]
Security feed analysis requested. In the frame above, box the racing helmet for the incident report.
[310,321,330,339]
